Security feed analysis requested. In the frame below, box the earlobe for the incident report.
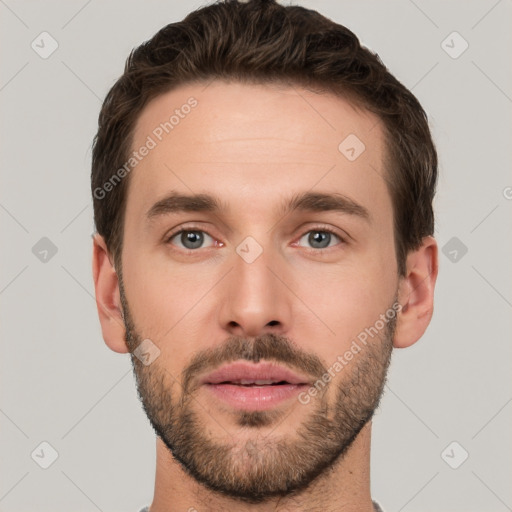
[92,234,129,354]
[393,236,438,349]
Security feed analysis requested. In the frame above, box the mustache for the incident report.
[182,333,328,394]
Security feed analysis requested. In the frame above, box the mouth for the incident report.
[200,361,311,411]
[200,361,311,386]
[214,380,292,386]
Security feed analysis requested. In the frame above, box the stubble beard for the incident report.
[119,274,395,504]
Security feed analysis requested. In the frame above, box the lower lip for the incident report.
[203,383,307,411]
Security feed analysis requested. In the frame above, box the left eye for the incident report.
[297,229,342,250]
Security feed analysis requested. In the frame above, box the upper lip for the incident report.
[200,361,311,386]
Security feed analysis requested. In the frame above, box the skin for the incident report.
[92,81,438,512]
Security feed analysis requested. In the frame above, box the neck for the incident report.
[148,421,376,512]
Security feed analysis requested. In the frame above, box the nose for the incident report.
[218,241,292,339]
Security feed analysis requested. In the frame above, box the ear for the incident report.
[394,236,438,348]
[92,233,129,354]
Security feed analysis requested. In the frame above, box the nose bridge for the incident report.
[219,233,291,336]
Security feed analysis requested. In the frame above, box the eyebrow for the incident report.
[145,190,370,224]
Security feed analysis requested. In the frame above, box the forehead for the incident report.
[127,80,389,220]
[133,80,382,156]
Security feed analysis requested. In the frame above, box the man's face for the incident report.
[119,81,399,502]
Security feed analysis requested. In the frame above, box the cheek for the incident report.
[121,245,185,337]
[290,256,395,359]
[122,244,227,360]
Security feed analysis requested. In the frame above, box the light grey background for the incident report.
[1,1,511,511]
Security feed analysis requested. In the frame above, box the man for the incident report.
[91,1,438,510]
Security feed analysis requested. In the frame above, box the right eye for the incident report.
[165,228,218,251]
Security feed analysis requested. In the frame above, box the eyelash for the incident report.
[164,224,346,255]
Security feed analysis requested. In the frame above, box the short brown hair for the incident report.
[91,0,437,276]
